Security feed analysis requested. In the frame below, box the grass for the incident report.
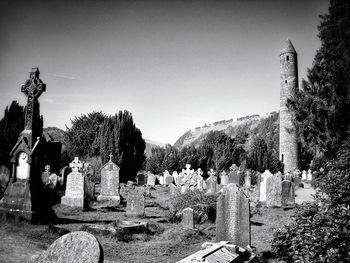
[0,185,299,263]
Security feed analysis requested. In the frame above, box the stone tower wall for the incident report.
[279,47,298,172]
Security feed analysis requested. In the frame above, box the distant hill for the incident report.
[144,139,167,157]
[174,112,280,151]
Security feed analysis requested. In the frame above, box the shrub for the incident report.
[272,137,350,262]
[169,190,217,224]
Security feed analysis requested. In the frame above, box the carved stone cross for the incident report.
[196,168,203,176]
[208,169,216,178]
[109,154,113,162]
[69,157,83,172]
[21,68,46,130]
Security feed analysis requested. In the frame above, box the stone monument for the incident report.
[96,154,120,206]
[61,157,85,208]
[216,184,250,247]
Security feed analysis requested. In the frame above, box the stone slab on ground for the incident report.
[28,231,103,263]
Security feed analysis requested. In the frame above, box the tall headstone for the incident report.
[172,171,179,185]
[220,171,228,185]
[259,170,273,203]
[266,175,282,207]
[206,169,217,194]
[244,170,251,187]
[182,207,194,229]
[126,189,145,217]
[307,169,313,181]
[281,180,295,207]
[146,173,156,186]
[216,184,250,247]
[136,172,147,185]
[228,164,239,185]
[96,155,120,206]
[302,170,307,181]
[61,157,85,208]
[164,170,173,186]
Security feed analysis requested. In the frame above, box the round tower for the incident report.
[279,39,298,172]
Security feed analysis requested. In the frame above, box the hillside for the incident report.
[144,139,167,157]
[174,111,279,152]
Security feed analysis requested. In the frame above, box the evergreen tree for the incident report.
[65,111,106,159]
[96,110,145,183]
[0,101,25,167]
[287,0,350,161]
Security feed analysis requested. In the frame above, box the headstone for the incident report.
[281,180,295,207]
[302,170,307,180]
[96,155,120,206]
[146,173,156,186]
[216,184,250,247]
[126,189,145,217]
[284,171,292,181]
[177,173,184,186]
[266,175,282,207]
[307,169,313,181]
[244,170,251,187]
[228,164,239,185]
[172,171,179,185]
[183,164,194,180]
[206,169,217,194]
[136,172,147,185]
[61,157,85,208]
[28,231,103,263]
[182,207,194,229]
[169,183,180,196]
[197,175,205,191]
[259,170,273,202]
[158,175,164,185]
[164,171,173,186]
[220,171,228,185]
[181,184,189,194]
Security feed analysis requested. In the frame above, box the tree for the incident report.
[287,0,350,160]
[95,110,145,183]
[0,101,25,167]
[65,111,106,159]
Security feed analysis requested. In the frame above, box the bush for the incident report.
[169,190,217,224]
[272,137,350,262]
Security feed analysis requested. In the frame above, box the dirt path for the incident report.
[295,182,316,204]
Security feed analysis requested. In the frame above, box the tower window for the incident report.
[282,154,284,162]
[285,80,287,84]
[286,55,289,61]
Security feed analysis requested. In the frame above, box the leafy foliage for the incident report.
[65,111,106,158]
[272,136,350,262]
[0,101,25,167]
[169,190,217,224]
[287,0,350,160]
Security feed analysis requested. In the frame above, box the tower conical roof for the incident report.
[280,39,296,54]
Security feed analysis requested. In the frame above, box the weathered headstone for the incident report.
[96,155,120,206]
[216,184,250,247]
[158,175,164,185]
[172,171,179,185]
[136,172,147,185]
[197,175,205,191]
[183,164,194,181]
[61,157,85,208]
[302,170,307,180]
[126,189,145,217]
[244,170,251,187]
[220,171,228,185]
[146,173,156,186]
[164,172,173,186]
[266,175,282,207]
[281,180,295,207]
[228,164,239,185]
[182,207,194,229]
[259,170,273,203]
[177,173,184,186]
[28,231,103,263]
[307,169,313,181]
[206,169,217,194]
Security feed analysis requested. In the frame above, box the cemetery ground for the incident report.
[0,184,314,263]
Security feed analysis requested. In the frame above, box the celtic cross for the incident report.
[21,68,46,130]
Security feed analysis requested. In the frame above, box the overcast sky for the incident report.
[0,0,329,144]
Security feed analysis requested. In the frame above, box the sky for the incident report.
[0,0,329,144]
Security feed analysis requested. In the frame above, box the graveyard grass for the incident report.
[0,186,297,263]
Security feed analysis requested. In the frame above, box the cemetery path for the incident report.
[295,182,316,204]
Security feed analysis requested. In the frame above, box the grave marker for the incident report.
[182,207,194,229]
